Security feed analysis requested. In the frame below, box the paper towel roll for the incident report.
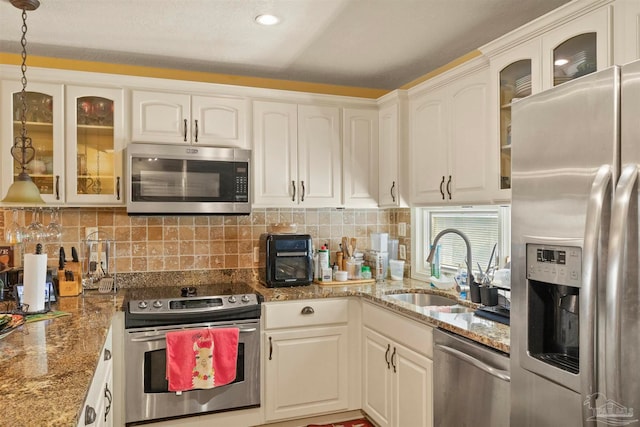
[23,253,47,313]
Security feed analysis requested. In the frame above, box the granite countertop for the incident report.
[251,278,510,354]
[0,292,121,427]
[0,276,509,427]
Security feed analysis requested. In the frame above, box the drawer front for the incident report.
[264,299,349,329]
[363,301,433,358]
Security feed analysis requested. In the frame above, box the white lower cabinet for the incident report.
[362,303,433,427]
[79,326,113,427]
[263,299,353,422]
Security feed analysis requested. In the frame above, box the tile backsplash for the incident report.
[1,207,411,275]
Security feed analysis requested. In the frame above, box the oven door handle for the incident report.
[129,327,257,342]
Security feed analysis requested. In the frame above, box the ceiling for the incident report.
[0,0,571,91]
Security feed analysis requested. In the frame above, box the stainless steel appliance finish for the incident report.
[433,329,510,427]
[125,143,251,215]
[124,284,262,425]
[258,233,313,287]
[511,60,640,426]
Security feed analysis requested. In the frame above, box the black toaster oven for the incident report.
[259,233,313,287]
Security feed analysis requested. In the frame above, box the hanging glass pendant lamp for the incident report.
[2,0,45,205]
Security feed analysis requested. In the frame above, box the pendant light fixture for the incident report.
[1,0,45,205]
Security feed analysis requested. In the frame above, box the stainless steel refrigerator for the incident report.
[510,59,640,426]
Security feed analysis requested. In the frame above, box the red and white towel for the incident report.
[165,327,239,392]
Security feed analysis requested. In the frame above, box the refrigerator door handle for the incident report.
[605,163,638,407]
[580,164,613,426]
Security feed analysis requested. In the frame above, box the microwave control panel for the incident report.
[526,243,581,287]
[234,163,249,201]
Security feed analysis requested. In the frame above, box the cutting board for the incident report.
[314,278,375,286]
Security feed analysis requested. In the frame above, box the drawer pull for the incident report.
[85,405,97,425]
[301,306,315,315]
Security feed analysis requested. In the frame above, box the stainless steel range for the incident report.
[124,283,262,425]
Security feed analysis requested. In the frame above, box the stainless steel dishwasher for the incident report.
[433,329,510,427]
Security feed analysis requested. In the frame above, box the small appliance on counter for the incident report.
[259,233,313,287]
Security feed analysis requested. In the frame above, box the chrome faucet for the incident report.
[426,228,474,287]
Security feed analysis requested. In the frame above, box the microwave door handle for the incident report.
[605,164,638,409]
[579,164,612,424]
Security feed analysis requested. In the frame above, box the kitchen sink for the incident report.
[384,292,473,313]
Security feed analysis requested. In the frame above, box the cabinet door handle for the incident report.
[390,181,396,203]
[269,336,273,360]
[84,405,97,425]
[291,180,296,202]
[391,346,397,373]
[183,118,188,142]
[446,175,452,200]
[301,306,315,315]
[104,348,112,361]
[301,181,305,202]
[104,383,112,422]
[384,343,391,369]
[116,176,121,201]
[55,175,60,200]
[439,176,445,200]
[194,119,199,142]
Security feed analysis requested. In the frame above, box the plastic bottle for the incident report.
[361,265,372,279]
[318,245,330,280]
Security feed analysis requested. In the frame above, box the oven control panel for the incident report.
[526,243,581,287]
[128,293,260,315]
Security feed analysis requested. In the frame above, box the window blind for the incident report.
[429,210,499,272]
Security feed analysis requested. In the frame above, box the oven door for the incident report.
[124,319,260,425]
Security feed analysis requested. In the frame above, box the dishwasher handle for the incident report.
[436,343,510,382]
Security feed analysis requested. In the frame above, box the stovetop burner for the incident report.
[124,282,263,329]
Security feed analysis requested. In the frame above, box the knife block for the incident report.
[58,261,82,297]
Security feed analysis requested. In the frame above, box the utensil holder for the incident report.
[470,281,482,303]
[480,285,499,306]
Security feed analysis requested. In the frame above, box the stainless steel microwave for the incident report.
[125,143,251,215]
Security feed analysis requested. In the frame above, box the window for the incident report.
[411,205,510,280]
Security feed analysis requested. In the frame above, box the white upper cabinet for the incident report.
[409,59,491,205]
[65,86,125,205]
[342,107,378,208]
[541,6,611,90]
[131,90,248,148]
[613,0,640,64]
[378,91,408,208]
[488,39,541,201]
[482,0,613,202]
[253,100,341,207]
[1,81,65,204]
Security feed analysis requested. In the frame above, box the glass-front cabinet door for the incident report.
[552,33,597,86]
[65,86,124,205]
[541,7,610,90]
[1,81,64,204]
[499,59,532,191]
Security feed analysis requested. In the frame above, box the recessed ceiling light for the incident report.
[554,58,569,66]
[255,14,280,26]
